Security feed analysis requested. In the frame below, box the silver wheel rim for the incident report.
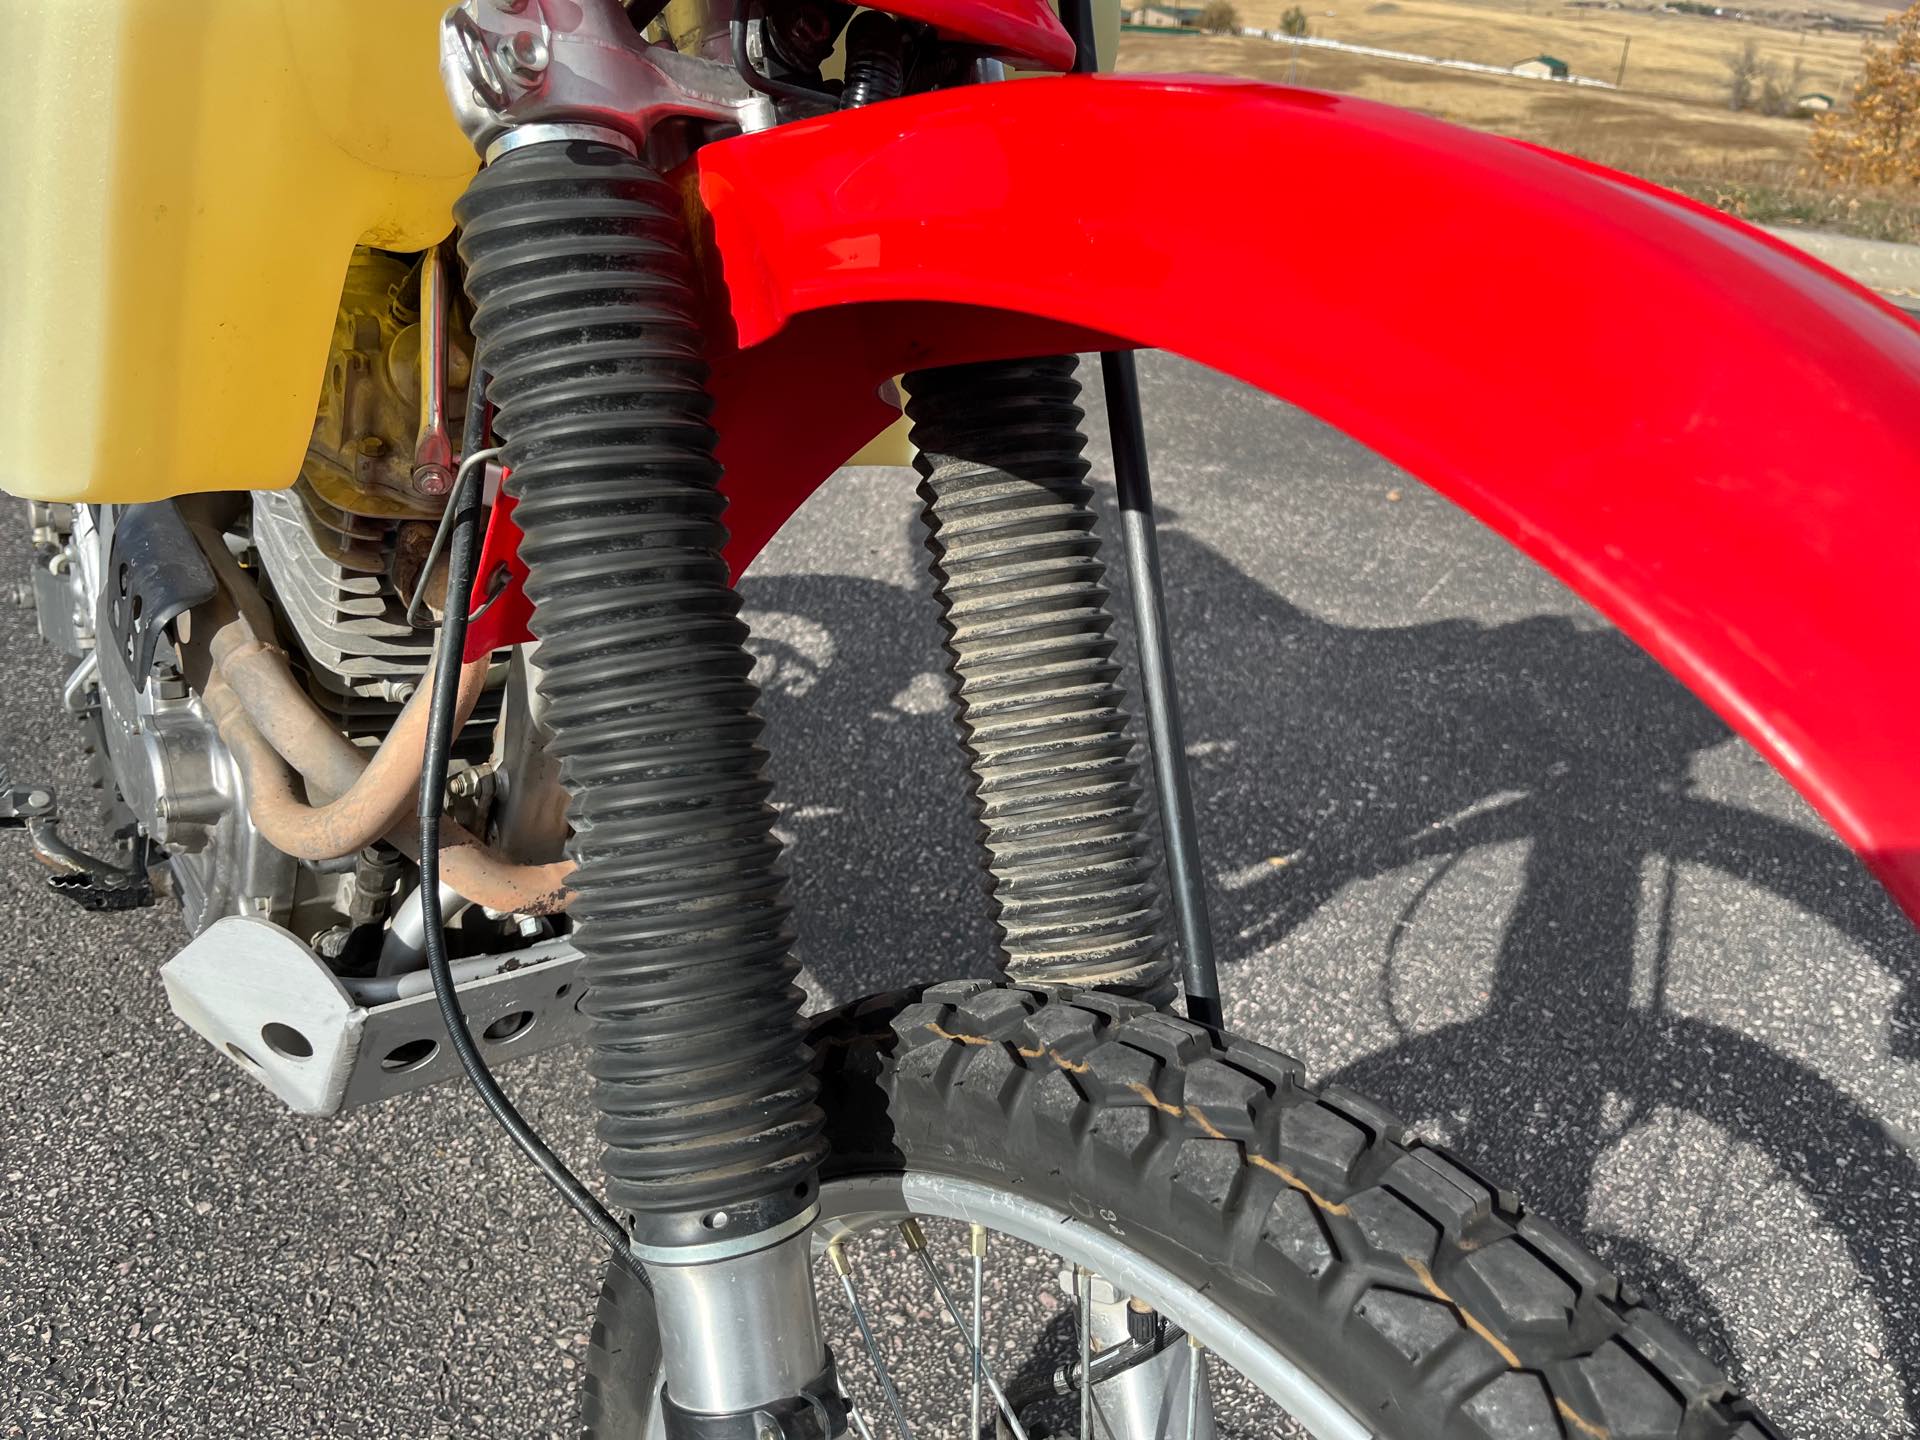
[616,1169,1375,1440]
[815,1172,1372,1440]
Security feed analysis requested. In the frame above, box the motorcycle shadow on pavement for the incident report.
[740,517,1920,1436]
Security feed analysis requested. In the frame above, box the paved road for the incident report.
[3,354,1915,1438]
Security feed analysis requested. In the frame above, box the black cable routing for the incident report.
[418,367,645,1282]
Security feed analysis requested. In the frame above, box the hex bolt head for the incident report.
[500,29,550,81]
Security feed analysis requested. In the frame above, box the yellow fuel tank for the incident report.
[3,0,1123,504]
[1,0,477,504]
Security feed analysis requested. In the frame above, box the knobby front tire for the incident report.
[584,983,1779,1440]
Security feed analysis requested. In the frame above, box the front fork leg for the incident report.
[444,7,1221,1433]
[451,112,844,1440]
[648,1236,843,1437]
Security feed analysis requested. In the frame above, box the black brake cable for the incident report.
[731,0,836,106]
[419,366,648,1285]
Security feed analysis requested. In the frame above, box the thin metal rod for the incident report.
[1100,351,1223,1029]
[899,1223,1031,1440]
[1051,0,1224,1028]
[1058,0,1100,73]
[829,1241,916,1440]
[1076,1268,1093,1440]
[970,1224,986,1440]
[848,1405,878,1440]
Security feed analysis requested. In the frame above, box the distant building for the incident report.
[1794,92,1836,113]
[1512,54,1571,79]
[1129,5,1208,24]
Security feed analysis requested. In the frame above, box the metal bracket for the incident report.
[0,780,57,827]
[439,0,776,158]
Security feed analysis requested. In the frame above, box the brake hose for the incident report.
[418,366,647,1285]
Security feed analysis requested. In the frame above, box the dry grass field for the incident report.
[1117,3,1920,239]
[1120,32,1817,163]
[1221,0,1868,106]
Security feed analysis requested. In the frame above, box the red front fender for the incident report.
[476,75,1920,921]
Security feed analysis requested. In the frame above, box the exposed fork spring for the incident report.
[907,357,1171,998]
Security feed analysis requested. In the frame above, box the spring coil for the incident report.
[906,358,1172,997]
[839,11,905,109]
[454,139,824,1249]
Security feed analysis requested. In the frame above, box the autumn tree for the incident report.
[1810,0,1920,185]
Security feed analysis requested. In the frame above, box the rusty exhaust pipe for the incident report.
[181,525,576,913]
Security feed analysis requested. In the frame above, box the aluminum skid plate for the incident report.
[160,915,588,1115]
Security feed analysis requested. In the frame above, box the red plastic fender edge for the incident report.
[470,75,1920,924]
[872,0,1076,70]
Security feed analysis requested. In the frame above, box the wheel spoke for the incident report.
[1185,1334,1204,1440]
[828,1238,917,1440]
[1076,1266,1094,1440]
[970,1222,986,1440]
[896,1219,1032,1440]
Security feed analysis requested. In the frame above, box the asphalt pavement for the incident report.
[2,353,1914,1438]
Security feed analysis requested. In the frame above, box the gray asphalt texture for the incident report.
[3,353,1916,1438]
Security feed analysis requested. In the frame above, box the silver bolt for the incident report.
[449,763,494,799]
[412,462,453,498]
[499,29,549,81]
[26,791,50,810]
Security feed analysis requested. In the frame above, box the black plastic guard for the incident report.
[105,502,218,691]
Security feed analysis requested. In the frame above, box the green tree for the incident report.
[1725,39,1768,112]
[1198,0,1240,33]
[1280,5,1310,35]
[1811,0,1920,184]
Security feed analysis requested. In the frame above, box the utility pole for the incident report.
[1616,34,1631,86]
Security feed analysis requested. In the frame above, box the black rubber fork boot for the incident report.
[455,140,825,1249]
[906,358,1173,1000]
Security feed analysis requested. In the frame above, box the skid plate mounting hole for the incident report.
[483,1010,535,1043]
[381,1037,439,1072]
[261,1023,314,1061]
